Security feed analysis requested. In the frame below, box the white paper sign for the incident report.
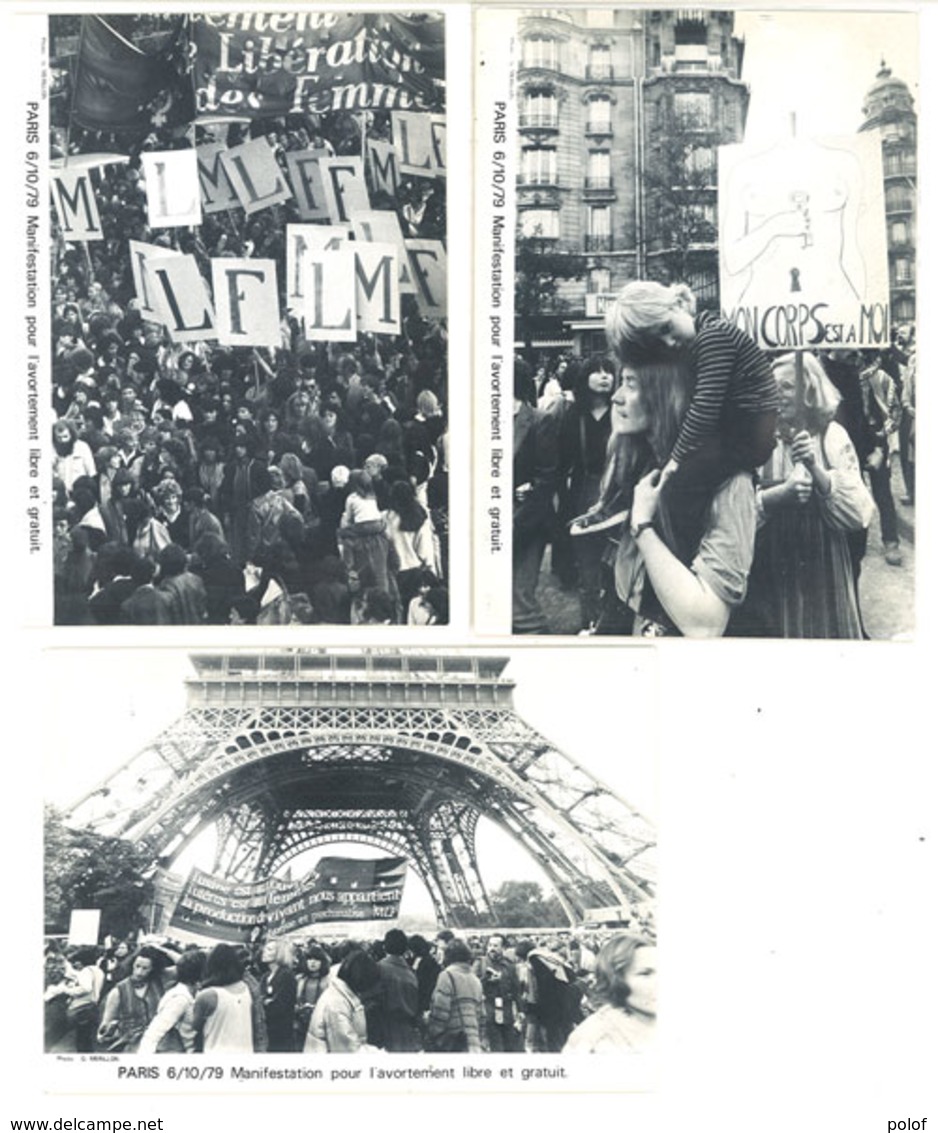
[319,157,370,225]
[221,137,293,216]
[147,254,216,343]
[50,170,103,242]
[128,239,183,320]
[286,223,351,313]
[350,210,415,294]
[406,239,447,318]
[196,142,240,214]
[285,150,330,220]
[211,257,281,347]
[142,150,202,228]
[354,241,400,335]
[302,247,358,343]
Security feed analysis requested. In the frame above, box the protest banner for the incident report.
[719,133,890,349]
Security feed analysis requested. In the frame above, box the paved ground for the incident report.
[532,464,915,641]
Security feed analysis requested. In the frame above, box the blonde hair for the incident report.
[605,281,697,359]
[772,352,841,434]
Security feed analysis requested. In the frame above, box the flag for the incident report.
[72,15,192,134]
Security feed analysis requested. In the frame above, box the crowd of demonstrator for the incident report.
[44,928,655,1055]
[51,110,449,626]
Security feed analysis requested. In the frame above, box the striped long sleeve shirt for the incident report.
[671,311,778,465]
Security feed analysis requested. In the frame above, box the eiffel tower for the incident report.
[65,651,656,928]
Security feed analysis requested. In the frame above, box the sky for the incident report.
[43,645,657,923]
[734,10,920,143]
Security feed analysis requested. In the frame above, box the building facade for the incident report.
[859,61,917,327]
[515,8,749,356]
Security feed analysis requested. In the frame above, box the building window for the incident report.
[587,44,612,81]
[521,146,557,185]
[674,91,711,128]
[522,90,558,129]
[586,204,611,250]
[890,219,910,245]
[682,145,715,182]
[885,184,914,212]
[523,36,559,71]
[586,151,611,190]
[588,267,611,294]
[681,202,716,241]
[895,298,915,322]
[893,257,914,284]
[586,95,612,134]
[520,208,560,239]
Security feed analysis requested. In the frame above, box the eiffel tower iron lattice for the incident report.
[64,652,656,928]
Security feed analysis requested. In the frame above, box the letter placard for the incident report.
[221,137,293,216]
[319,157,370,225]
[50,170,103,241]
[303,248,357,343]
[392,112,433,176]
[148,254,216,343]
[128,239,183,320]
[196,142,240,214]
[367,139,399,198]
[350,210,414,294]
[285,150,329,220]
[429,114,446,176]
[142,150,202,228]
[405,239,447,318]
[354,241,400,335]
[211,257,281,347]
[286,223,351,312]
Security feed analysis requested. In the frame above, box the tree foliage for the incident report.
[44,805,154,940]
[489,879,567,928]
[514,233,588,359]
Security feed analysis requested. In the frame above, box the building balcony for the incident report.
[519,173,560,188]
[585,121,613,139]
[585,234,613,252]
[583,176,614,197]
[586,64,613,82]
[519,111,560,131]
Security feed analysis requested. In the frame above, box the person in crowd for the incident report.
[564,934,656,1052]
[513,361,559,634]
[260,938,298,1052]
[294,946,331,1052]
[474,933,522,1052]
[574,356,757,637]
[858,349,903,566]
[138,948,206,1054]
[560,354,616,630]
[306,950,381,1053]
[377,929,421,1052]
[603,281,778,492]
[97,946,170,1053]
[737,353,874,638]
[408,934,442,1023]
[191,943,259,1053]
[385,480,440,609]
[426,938,485,1053]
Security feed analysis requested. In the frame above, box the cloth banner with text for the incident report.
[169,857,408,942]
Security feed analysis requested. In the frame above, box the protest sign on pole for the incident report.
[147,253,216,343]
[319,157,371,225]
[220,137,293,216]
[50,169,104,241]
[392,111,434,176]
[196,142,241,214]
[67,909,101,947]
[350,210,415,293]
[142,150,202,229]
[128,239,184,321]
[211,257,281,348]
[354,242,400,335]
[719,133,890,349]
[406,239,447,319]
[302,246,358,343]
[286,223,351,314]
[285,150,331,221]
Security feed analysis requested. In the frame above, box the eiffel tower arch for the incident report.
[65,652,656,929]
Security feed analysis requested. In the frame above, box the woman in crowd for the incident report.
[564,934,656,1052]
[260,938,298,1052]
[191,943,257,1053]
[738,353,874,638]
[306,950,381,1053]
[560,354,616,630]
[425,938,485,1053]
[385,479,440,609]
[574,356,757,637]
[294,946,331,1052]
[138,948,206,1054]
